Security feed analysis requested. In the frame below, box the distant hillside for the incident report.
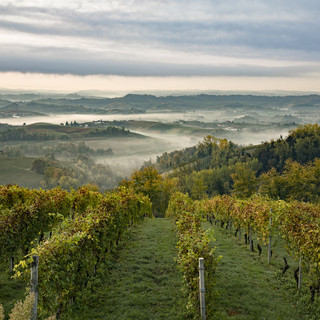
[152,124,320,202]
[233,115,260,124]
[0,101,103,115]
[114,120,226,137]
[0,157,42,188]
[0,122,143,142]
[155,124,320,175]
[0,93,320,115]
[253,123,320,173]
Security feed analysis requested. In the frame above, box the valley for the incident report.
[1,91,316,189]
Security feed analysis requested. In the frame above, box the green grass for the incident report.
[63,218,189,320]
[206,222,320,320]
[0,261,27,319]
[0,158,42,188]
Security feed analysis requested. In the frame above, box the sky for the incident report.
[0,0,320,93]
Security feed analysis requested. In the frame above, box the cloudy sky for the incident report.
[0,0,319,93]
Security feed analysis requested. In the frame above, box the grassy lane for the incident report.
[64,218,189,320]
[207,222,320,320]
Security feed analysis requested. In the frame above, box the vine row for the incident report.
[8,186,151,318]
[0,185,102,266]
[166,192,220,319]
[197,195,320,299]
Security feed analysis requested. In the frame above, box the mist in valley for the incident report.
[0,112,203,127]
[86,125,293,179]
[2,91,318,189]
[91,133,200,178]
[0,109,298,187]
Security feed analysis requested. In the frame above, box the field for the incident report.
[0,158,42,188]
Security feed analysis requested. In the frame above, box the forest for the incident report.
[153,124,320,203]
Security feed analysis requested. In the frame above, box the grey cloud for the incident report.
[1,13,319,57]
[0,1,319,76]
[0,50,317,77]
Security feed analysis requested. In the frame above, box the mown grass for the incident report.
[205,222,320,320]
[63,218,190,320]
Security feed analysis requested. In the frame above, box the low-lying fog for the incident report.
[1,109,306,127]
[1,112,294,178]
[84,134,199,177]
[84,128,291,177]
[0,112,206,126]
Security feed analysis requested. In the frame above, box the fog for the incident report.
[83,126,291,178]
[0,112,294,185]
[84,133,200,177]
[0,111,293,148]
[0,110,291,126]
[0,112,205,126]
[227,128,291,146]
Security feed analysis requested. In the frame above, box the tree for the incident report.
[231,163,257,198]
[258,167,287,199]
[185,175,207,200]
[31,158,48,174]
[120,167,177,217]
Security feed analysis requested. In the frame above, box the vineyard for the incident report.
[1,183,320,319]
[196,194,320,298]
[0,185,151,319]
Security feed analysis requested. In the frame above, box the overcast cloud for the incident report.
[0,0,319,78]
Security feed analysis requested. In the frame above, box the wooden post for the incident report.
[249,226,254,252]
[228,219,232,232]
[199,258,206,320]
[298,256,302,290]
[30,255,39,320]
[238,227,241,241]
[9,256,14,273]
[268,215,272,264]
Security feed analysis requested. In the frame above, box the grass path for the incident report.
[63,218,189,320]
[208,222,319,320]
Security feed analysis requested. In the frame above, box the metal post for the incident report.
[268,215,272,264]
[30,255,39,320]
[199,258,206,320]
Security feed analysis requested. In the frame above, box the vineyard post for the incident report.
[268,214,272,264]
[9,256,14,273]
[199,258,206,320]
[298,256,302,290]
[30,255,39,320]
[228,219,232,232]
[239,227,241,241]
[249,226,254,252]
